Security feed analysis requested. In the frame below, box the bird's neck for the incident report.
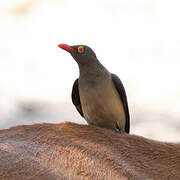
[79,59,109,77]
[78,59,110,88]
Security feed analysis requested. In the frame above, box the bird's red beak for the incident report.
[58,44,74,53]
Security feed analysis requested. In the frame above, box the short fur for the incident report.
[0,122,180,180]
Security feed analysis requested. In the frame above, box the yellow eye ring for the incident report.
[78,46,84,54]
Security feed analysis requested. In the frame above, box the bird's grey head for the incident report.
[58,44,97,66]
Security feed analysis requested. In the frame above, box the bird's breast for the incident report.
[79,80,126,130]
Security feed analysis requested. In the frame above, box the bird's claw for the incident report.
[115,123,123,134]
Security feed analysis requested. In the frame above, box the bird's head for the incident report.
[58,44,97,66]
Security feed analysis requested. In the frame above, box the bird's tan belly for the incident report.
[80,85,126,130]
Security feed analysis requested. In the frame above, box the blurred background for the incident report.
[0,0,179,142]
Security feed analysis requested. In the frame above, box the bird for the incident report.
[58,44,130,133]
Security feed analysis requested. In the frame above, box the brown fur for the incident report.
[0,122,180,180]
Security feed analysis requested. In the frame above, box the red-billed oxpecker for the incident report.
[58,44,130,133]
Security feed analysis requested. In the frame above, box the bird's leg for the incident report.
[115,122,123,134]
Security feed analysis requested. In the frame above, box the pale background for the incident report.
[0,0,179,142]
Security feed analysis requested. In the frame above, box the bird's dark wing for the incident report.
[111,73,130,133]
[71,79,84,117]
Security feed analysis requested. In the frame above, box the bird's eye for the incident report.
[77,46,84,54]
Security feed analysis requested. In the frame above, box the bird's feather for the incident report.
[71,79,84,117]
[111,73,130,133]
[72,75,130,133]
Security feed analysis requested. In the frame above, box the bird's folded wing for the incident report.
[111,73,130,133]
[71,79,84,117]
